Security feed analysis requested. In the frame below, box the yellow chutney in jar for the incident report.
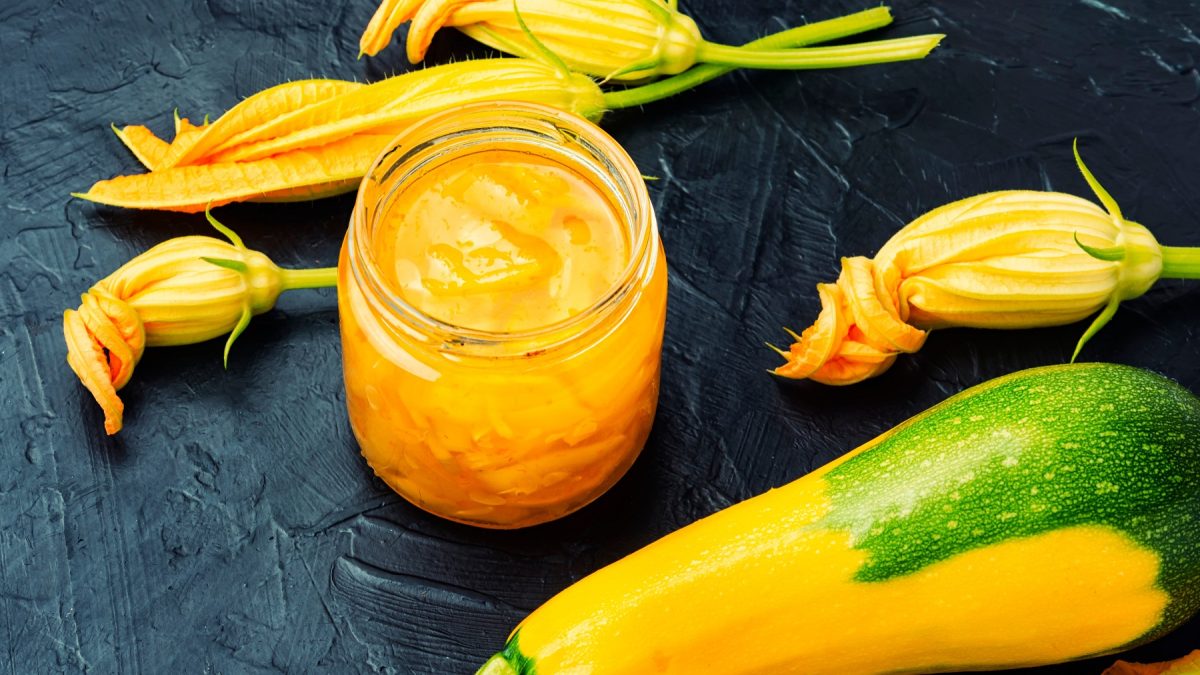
[338,102,668,528]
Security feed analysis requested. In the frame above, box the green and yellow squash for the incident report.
[478,363,1200,674]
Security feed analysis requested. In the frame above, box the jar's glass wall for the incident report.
[338,103,667,528]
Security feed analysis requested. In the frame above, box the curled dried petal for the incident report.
[837,256,926,353]
[774,257,926,384]
[78,288,145,388]
[811,342,897,386]
[774,283,844,379]
[64,306,137,435]
[808,327,900,385]
[1103,650,1200,675]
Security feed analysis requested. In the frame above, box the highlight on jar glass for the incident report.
[338,101,668,528]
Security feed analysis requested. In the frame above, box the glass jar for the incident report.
[338,101,668,528]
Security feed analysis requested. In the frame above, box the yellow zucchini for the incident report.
[478,363,1200,674]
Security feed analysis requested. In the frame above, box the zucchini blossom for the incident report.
[63,212,335,434]
[773,143,1200,384]
[360,1,943,82]
[79,12,936,213]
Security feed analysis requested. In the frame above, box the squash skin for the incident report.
[821,362,1200,629]
[480,363,1200,675]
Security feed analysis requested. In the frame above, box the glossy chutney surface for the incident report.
[375,149,629,332]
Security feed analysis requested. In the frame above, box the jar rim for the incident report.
[348,100,655,351]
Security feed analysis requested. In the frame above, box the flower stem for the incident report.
[695,34,944,70]
[1160,246,1200,279]
[280,267,338,290]
[602,7,901,110]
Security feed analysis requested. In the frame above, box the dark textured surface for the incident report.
[2,0,1199,672]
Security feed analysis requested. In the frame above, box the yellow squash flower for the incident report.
[79,12,937,212]
[773,143,1200,384]
[63,212,336,434]
[360,1,943,82]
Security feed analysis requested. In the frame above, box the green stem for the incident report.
[1161,246,1200,279]
[695,34,943,70]
[280,267,338,290]
[602,7,918,110]
[475,655,519,675]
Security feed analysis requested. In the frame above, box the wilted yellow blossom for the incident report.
[77,59,610,212]
[360,1,943,82]
[774,144,1200,384]
[64,213,335,434]
[79,10,941,213]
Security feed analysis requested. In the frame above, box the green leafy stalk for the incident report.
[1070,141,1200,357]
[1072,232,1125,262]
[475,656,519,675]
[224,302,253,367]
[206,206,246,249]
[1071,296,1120,362]
[202,256,250,273]
[1070,144,1132,361]
[1073,138,1124,221]
[280,267,339,289]
[603,7,932,110]
[694,34,943,70]
[1160,247,1200,278]
[512,0,570,77]
[201,207,337,366]
[1076,152,1200,279]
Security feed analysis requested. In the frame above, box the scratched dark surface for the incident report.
[3,0,1200,672]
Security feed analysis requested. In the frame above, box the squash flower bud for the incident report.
[773,143,1200,385]
[387,0,701,80]
[360,1,943,83]
[63,212,336,434]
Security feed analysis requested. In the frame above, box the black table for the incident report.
[3,0,1198,672]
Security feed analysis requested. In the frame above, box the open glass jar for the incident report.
[338,102,668,528]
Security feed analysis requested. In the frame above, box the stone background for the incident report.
[2,0,1198,672]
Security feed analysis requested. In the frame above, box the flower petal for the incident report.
[113,125,171,171]
[360,0,424,57]
[774,283,845,379]
[810,353,897,386]
[1103,650,1200,675]
[167,79,364,167]
[838,256,927,353]
[809,337,898,385]
[80,289,145,388]
[78,133,393,212]
[63,309,125,435]
[408,0,481,63]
